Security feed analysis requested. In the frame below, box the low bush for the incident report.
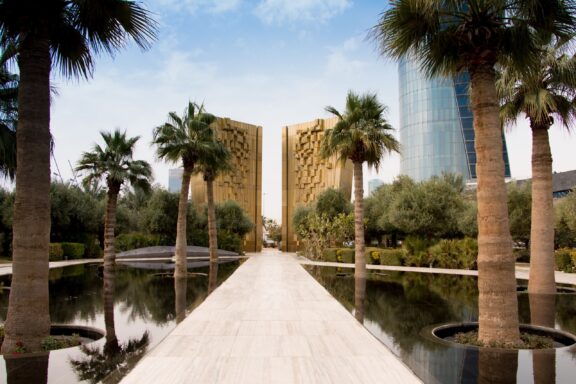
[513,247,530,263]
[61,242,85,259]
[217,230,243,255]
[322,248,338,262]
[49,243,64,261]
[336,248,354,263]
[379,249,404,266]
[115,233,161,252]
[556,248,576,273]
[427,238,478,270]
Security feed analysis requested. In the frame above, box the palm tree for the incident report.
[373,0,575,345]
[0,0,156,354]
[0,46,17,179]
[195,139,232,270]
[76,130,152,269]
[321,91,400,282]
[498,42,576,295]
[152,102,217,278]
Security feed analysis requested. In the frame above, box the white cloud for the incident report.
[151,0,242,14]
[326,36,368,75]
[254,0,352,25]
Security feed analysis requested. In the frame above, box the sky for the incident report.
[41,0,576,223]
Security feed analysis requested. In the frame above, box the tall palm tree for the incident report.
[195,139,232,270]
[0,46,17,179]
[76,130,152,270]
[152,102,217,278]
[0,0,156,354]
[498,42,576,295]
[373,0,575,345]
[321,91,400,282]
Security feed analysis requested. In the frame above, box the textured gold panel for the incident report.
[282,118,353,252]
[191,117,263,252]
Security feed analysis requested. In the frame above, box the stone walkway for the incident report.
[120,250,422,384]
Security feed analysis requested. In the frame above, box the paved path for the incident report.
[121,250,421,384]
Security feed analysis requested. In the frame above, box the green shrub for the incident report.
[427,238,478,269]
[61,242,85,259]
[322,248,338,262]
[82,235,102,259]
[49,243,64,261]
[217,230,243,254]
[556,249,575,273]
[403,236,436,256]
[366,248,381,265]
[339,248,354,263]
[379,249,404,266]
[115,233,161,252]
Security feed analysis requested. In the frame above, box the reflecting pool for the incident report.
[304,266,576,384]
[0,260,240,383]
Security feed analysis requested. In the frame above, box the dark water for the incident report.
[304,266,576,384]
[0,260,240,383]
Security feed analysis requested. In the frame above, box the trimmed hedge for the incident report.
[49,243,64,261]
[61,242,85,259]
[321,247,403,266]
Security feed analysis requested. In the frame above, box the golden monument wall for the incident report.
[282,117,353,252]
[191,117,263,252]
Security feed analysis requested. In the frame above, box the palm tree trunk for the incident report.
[528,125,555,294]
[470,66,520,345]
[103,190,119,269]
[103,263,120,355]
[353,161,366,280]
[1,36,51,354]
[174,167,192,278]
[206,177,219,265]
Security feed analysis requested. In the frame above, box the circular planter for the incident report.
[429,322,576,350]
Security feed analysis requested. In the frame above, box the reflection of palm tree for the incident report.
[4,352,49,384]
[174,277,187,324]
[354,276,366,323]
[478,349,518,384]
[70,332,149,384]
[103,264,120,355]
[529,293,556,384]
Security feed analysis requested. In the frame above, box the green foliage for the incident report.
[215,201,254,236]
[50,182,101,243]
[315,188,352,219]
[0,188,13,257]
[377,249,404,266]
[115,233,161,253]
[507,182,531,246]
[336,248,354,263]
[41,335,81,351]
[49,243,64,261]
[292,205,314,235]
[457,200,478,238]
[216,230,243,254]
[61,243,85,259]
[403,236,436,257]
[322,248,338,262]
[427,238,478,270]
[555,248,576,273]
[555,192,576,248]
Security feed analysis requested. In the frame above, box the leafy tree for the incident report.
[292,205,314,236]
[373,0,575,345]
[215,200,254,237]
[507,182,532,247]
[152,102,216,278]
[498,41,576,294]
[0,0,156,353]
[76,130,152,270]
[555,191,576,248]
[315,187,352,219]
[321,91,400,281]
[195,140,232,267]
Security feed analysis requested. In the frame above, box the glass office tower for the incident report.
[398,57,511,182]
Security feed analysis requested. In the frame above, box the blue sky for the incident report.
[47,0,576,223]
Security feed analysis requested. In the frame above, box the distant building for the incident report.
[168,168,183,193]
[398,56,511,182]
[281,117,353,252]
[190,117,263,252]
[515,170,576,198]
[368,179,384,195]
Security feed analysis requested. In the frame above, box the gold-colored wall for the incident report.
[282,117,353,252]
[191,117,263,252]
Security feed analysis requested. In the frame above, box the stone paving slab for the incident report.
[120,250,422,384]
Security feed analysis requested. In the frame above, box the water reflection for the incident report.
[305,266,576,383]
[208,261,218,295]
[0,260,240,383]
[530,293,556,384]
[354,276,366,323]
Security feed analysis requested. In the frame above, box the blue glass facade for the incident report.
[398,58,511,182]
